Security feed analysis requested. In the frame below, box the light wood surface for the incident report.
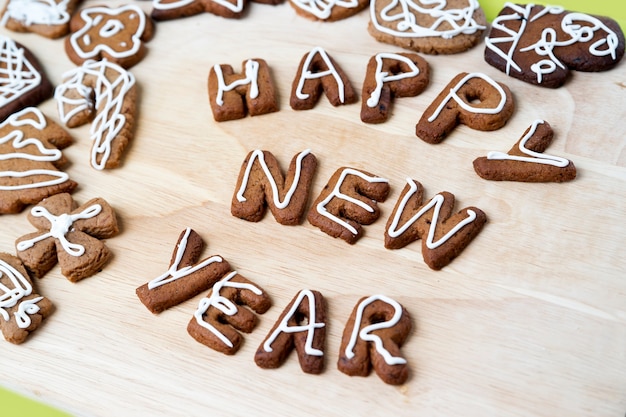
[1,1,625,416]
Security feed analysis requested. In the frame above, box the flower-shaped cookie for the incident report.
[16,193,119,282]
[66,4,155,69]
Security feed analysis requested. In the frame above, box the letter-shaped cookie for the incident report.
[415,72,514,144]
[66,4,154,69]
[307,167,389,244]
[0,107,77,214]
[208,59,278,122]
[338,295,411,385]
[0,253,53,344]
[231,149,317,225]
[290,47,357,110]
[384,178,486,270]
[136,228,232,314]
[16,193,119,282]
[361,52,429,124]
[255,289,326,374]
[188,271,271,355]
[485,4,625,88]
[473,120,576,182]
[1,0,81,39]
[55,59,136,170]
[0,36,53,121]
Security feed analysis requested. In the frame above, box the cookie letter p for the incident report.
[415,72,514,144]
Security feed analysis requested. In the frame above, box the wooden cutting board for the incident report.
[1,1,625,416]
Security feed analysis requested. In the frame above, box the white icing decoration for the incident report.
[54,59,136,171]
[262,289,325,356]
[213,0,244,13]
[316,168,388,236]
[485,3,620,84]
[487,119,570,167]
[152,0,196,10]
[236,149,311,209]
[16,203,103,256]
[366,52,421,108]
[370,0,485,40]
[193,271,263,349]
[69,5,146,60]
[147,227,224,290]
[0,35,42,108]
[295,47,346,103]
[427,72,507,123]
[0,259,43,329]
[213,60,259,106]
[290,0,359,20]
[1,0,70,27]
[344,294,407,366]
[387,178,477,249]
[0,107,71,191]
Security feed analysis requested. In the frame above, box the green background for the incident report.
[1,1,624,416]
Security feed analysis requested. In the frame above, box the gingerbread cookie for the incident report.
[290,47,358,110]
[232,149,317,225]
[136,228,232,314]
[1,0,82,39]
[368,0,487,54]
[188,271,271,355]
[66,4,154,69]
[361,52,429,124]
[384,178,486,270]
[208,59,279,122]
[338,295,411,385]
[415,72,514,144]
[151,0,272,20]
[0,253,53,344]
[0,107,77,215]
[485,4,625,88]
[255,289,326,374]
[307,167,389,244]
[289,0,368,21]
[55,59,137,170]
[0,35,53,122]
[16,193,119,282]
[473,119,577,183]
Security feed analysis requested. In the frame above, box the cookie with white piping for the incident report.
[337,295,411,385]
[307,167,390,244]
[0,253,53,344]
[368,0,487,54]
[188,271,272,355]
[361,52,429,124]
[0,107,77,215]
[65,4,155,69]
[1,0,82,39]
[484,3,625,88]
[473,119,576,182]
[15,193,119,282]
[415,72,514,144]
[208,58,279,122]
[231,149,317,225]
[54,59,137,170]
[255,289,326,374]
[290,47,358,110]
[136,227,233,314]
[384,178,486,270]
[151,0,278,20]
[0,35,53,122]
[288,0,368,22]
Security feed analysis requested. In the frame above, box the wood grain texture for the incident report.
[1,1,625,416]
